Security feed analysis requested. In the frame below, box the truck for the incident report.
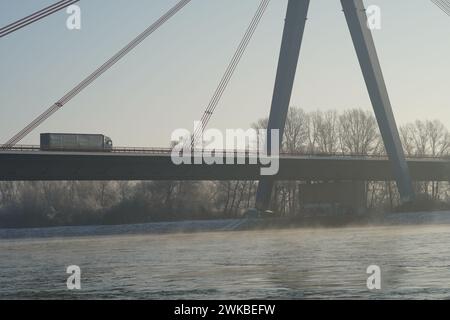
[40,133,113,152]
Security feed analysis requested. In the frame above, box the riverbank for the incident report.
[1,210,450,240]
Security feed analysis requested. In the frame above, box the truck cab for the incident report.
[104,136,113,151]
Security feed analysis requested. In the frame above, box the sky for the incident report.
[0,0,449,147]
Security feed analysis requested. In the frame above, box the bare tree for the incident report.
[309,110,340,154]
[283,107,309,153]
[338,109,381,154]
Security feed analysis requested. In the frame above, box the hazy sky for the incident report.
[0,0,449,147]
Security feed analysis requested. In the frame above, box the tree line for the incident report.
[1,107,449,228]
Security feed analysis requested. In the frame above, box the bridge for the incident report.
[1,147,449,182]
[1,0,449,211]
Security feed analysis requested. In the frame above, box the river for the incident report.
[1,214,450,299]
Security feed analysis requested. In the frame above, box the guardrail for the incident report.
[1,145,450,160]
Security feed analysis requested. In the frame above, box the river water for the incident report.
[1,217,450,299]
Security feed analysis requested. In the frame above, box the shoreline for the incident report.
[1,210,450,240]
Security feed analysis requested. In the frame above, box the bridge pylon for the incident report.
[255,0,415,211]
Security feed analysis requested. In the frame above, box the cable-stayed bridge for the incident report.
[1,0,449,210]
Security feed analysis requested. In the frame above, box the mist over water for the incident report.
[1,222,450,299]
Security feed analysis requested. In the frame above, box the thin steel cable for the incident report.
[0,0,80,38]
[1,0,72,33]
[187,0,271,149]
[431,0,450,16]
[193,0,270,138]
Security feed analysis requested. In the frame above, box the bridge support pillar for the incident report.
[255,0,310,210]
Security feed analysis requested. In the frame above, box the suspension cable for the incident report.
[0,0,80,38]
[431,0,450,16]
[2,0,192,148]
[187,0,271,149]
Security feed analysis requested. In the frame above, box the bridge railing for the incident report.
[1,144,450,160]
[0,145,41,151]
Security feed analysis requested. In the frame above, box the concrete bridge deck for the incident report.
[1,147,449,181]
